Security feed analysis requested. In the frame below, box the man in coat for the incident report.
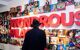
[22,19,47,50]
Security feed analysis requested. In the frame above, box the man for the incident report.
[22,19,47,50]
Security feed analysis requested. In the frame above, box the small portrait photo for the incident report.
[33,7,40,15]
[52,30,57,37]
[25,4,29,10]
[22,9,29,16]
[28,2,34,12]
[50,37,58,44]
[57,30,65,37]
[66,30,76,39]
[50,0,58,4]
[0,21,3,25]
[43,5,50,13]
[16,6,22,12]
[33,1,39,8]
[57,1,66,11]
[50,4,57,12]
[65,0,74,6]
[45,0,50,6]
[58,0,67,3]
[10,7,16,13]
[38,6,44,14]
[74,2,80,9]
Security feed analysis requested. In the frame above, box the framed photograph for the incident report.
[25,4,29,10]
[28,2,34,12]
[74,2,80,8]
[33,7,40,15]
[0,21,3,25]
[33,1,39,8]
[66,0,74,6]
[50,0,58,4]
[10,7,17,13]
[50,37,58,44]
[43,5,50,13]
[16,6,22,12]
[58,0,67,3]
[50,4,57,12]
[38,6,44,14]
[4,21,8,25]
[22,9,29,16]
[57,2,66,11]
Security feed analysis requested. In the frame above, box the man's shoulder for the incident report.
[27,28,45,33]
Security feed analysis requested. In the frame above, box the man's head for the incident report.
[31,19,41,28]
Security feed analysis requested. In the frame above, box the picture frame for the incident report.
[16,6,22,12]
[74,2,80,9]
[50,4,57,12]
[66,0,74,6]
[43,5,50,13]
[10,7,17,13]
[57,2,66,11]
[33,1,39,8]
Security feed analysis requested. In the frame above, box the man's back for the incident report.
[22,28,46,50]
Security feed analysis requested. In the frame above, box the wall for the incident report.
[0,0,57,12]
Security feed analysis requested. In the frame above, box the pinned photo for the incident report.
[58,0,67,3]
[57,2,66,11]
[38,6,44,14]
[50,4,57,12]
[43,5,50,13]
[16,6,22,12]
[33,1,39,8]
[74,2,80,9]
[65,0,74,6]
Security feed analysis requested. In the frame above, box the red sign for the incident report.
[10,10,80,38]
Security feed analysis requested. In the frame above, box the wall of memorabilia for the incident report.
[44,29,80,50]
[0,0,80,50]
[0,0,80,17]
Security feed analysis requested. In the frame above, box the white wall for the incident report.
[0,0,55,12]
[0,0,28,12]
[0,0,80,12]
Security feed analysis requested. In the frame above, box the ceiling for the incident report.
[0,4,6,7]
[2,0,13,2]
[0,0,13,8]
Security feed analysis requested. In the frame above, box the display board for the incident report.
[0,0,80,50]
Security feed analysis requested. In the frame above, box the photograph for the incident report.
[57,1,66,11]
[33,1,39,8]
[74,2,80,8]
[66,0,74,6]
[58,0,67,3]
[50,4,57,12]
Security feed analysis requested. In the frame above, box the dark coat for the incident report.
[22,28,46,50]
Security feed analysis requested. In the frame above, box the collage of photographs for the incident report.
[0,28,80,50]
[0,0,80,50]
[0,0,80,18]
[44,29,80,50]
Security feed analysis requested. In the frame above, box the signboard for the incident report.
[10,10,80,38]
